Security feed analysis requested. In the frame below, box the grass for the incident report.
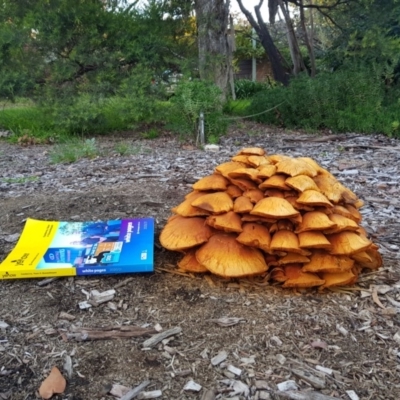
[49,138,101,164]
[1,176,39,184]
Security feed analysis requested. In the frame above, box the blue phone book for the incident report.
[0,217,155,279]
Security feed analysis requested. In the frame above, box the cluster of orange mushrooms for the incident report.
[160,147,382,289]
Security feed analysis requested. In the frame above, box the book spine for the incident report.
[0,269,76,280]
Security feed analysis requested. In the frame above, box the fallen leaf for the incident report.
[310,340,328,350]
[39,366,66,399]
[372,289,385,309]
[208,317,245,327]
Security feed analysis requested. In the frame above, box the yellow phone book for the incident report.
[0,217,154,279]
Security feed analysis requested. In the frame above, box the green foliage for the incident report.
[244,67,400,136]
[167,79,228,141]
[113,142,141,156]
[0,105,61,142]
[234,79,271,99]
[49,137,101,164]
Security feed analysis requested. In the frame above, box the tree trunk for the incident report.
[236,0,289,86]
[278,0,306,76]
[194,0,234,101]
[300,0,316,77]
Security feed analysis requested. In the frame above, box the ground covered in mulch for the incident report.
[1,123,400,400]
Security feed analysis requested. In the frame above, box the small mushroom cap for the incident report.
[302,251,354,273]
[276,158,318,177]
[251,197,300,219]
[282,264,325,288]
[243,188,264,204]
[196,233,268,278]
[237,147,266,156]
[206,211,243,233]
[285,196,314,211]
[215,161,247,178]
[327,232,372,255]
[256,164,278,179]
[228,168,261,183]
[352,248,382,270]
[173,191,212,217]
[259,174,291,191]
[278,253,310,265]
[236,222,271,252]
[320,270,356,288]
[233,196,254,213]
[192,174,229,191]
[178,249,208,273]
[344,204,362,222]
[191,192,233,214]
[231,154,252,165]
[267,154,291,164]
[324,213,359,234]
[270,266,288,282]
[229,177,258,191]
[297,190,333,208]
[270,230,304,254]
[285,175,320,193]
[263,189,285,198]
[332,204,361,222]
[297,157,324,173]
[298,231,332,249]
[241,214,277,224]
[225,184,243,198]
[247,155,271,167]
[160,215,214,251]
[295,211,336,233]
[313,173,343,203]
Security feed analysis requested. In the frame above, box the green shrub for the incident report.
[234,79,271,99]
[245,67,398,135]
[167,79,228,142]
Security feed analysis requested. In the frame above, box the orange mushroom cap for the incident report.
[192,174,229,191]
[196,233,268,278]
[250,197,300,219]
[302,251,354,273]
[178,249,209,273]
[236,222,271,252]
[191,192,233,214]
[160,215,214,251]
[327,231,372,255]
[206,211,243,233]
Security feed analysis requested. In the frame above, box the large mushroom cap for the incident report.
[191,192,233,214]
[196,233,268,278]
[250,197,300,219]
[248,155,271,167]
[228,168,261,183]
[256,164,278,179]
[192,174,229,191]
[325,213,359,234]
[160,215,214,251]
[328,231,372,255]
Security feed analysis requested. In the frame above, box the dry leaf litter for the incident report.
[0,124,400,400]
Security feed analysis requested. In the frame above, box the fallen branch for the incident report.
[63,325,157,341]
[120,380,151,400]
